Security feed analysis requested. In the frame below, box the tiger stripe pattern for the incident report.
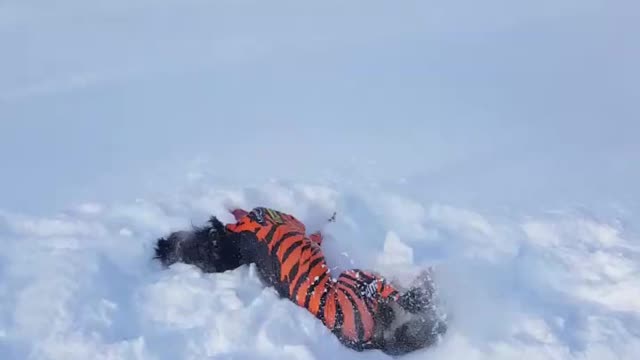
[225,207,400,350]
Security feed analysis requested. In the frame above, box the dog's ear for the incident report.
[209,216,227,234]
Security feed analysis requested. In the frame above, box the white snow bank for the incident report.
[1,181,639,359]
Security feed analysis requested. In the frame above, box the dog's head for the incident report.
[154,216,241,273]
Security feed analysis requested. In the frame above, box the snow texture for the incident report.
[1,181,639,359]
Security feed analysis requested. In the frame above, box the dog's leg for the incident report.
[154,217,243,273]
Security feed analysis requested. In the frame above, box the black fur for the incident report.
[154,216,243,273]
[383,317,441,356]
[398,286,431,313]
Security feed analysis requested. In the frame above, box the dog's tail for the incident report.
[153,217,242,273]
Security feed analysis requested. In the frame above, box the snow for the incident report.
[2,0,640,359]
[1,181,639,359]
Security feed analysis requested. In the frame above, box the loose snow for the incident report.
[1,181,639,359]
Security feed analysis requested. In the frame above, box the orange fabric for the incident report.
[267,225,288,251]
[280,244,304,281]
[276,234,304,264]
[323,289,338,330]
[309,231,323,245]
[337,279,375,341]
[289,245,313,294]
[336,291,358,341]
[308,276,330,315]
[225,207,401,347]
[231,209,248,221]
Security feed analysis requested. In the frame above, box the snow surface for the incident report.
[2,0,640,359]
[1,181,639,359]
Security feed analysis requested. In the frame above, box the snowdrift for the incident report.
[1,180,638,359]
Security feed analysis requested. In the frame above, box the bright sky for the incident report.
[1,0,638,213]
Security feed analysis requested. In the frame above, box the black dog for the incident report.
[154,209,446,355]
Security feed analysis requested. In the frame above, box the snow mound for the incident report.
[1,181,639,359]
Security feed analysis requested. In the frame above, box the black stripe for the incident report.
[288,245,310,289]
[342,273,360,283]
[338,280,376,324]
[264,224,279,244]
[363,297,375,322]
[287,263,300,287]
[307,256,325,274]
[340,287,365,342]
[358,270,375,282]
[316,285,331,321]
[271,231,300,256]
[310,246,321,257]
[297,244,311,264]
[281,240,304,266]
[302,251,317,266]
[334,297,344,332]
[291,272,309,301]
[290,245,313,297]
[304,272,327,309]
[337,278,362,296]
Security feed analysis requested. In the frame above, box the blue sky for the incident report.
[1,0,638,213]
